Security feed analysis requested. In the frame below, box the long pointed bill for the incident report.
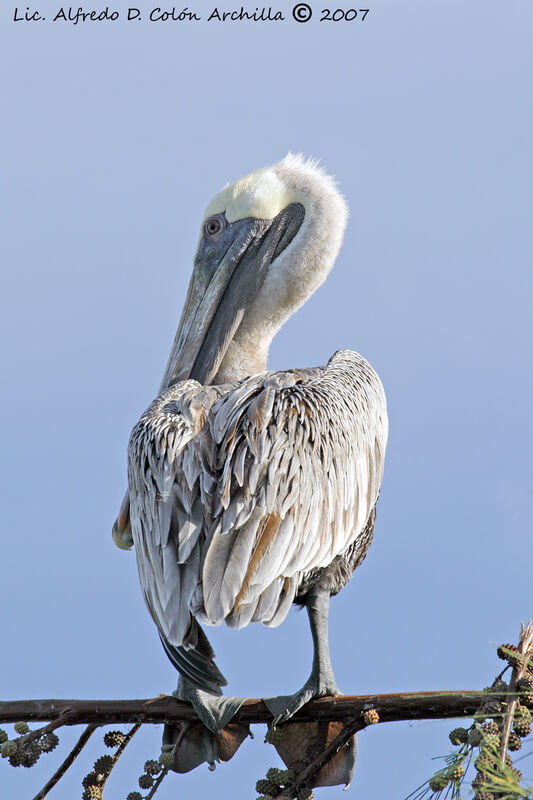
[160,202,304,389]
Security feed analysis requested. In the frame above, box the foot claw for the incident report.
[272,688,314,725]
[265,677,340,726]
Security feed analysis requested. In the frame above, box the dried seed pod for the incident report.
[516,705,532,723]
[1,741,18,758]
[519,690,533,707]
[481,700,502,716]
[363,709,379,725]
[447,762,464,781]
[8,750,23,768]
[144,759,162,776]
[93,755,114,774]
[13,722,29,735]
[481,721,499,736]
[472,771,490,790]
[258,777,280,794]
[21,741,40,767]
[159,751,174,768]
[82,772,100,788]
[497,643,521,666]
[138,774,154,789]
[483,733,500,750]
[103,730,125,748]
[428,773,449,791]
[266,767,286,784]
[448,726,469,745]
[82,787,103,800]
[475,751,496,771]
[40,732,59,752]
[508,732,522,751]
[513,719,531,738]
[256,778,274,794]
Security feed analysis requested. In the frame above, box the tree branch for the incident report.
[0,690,486,729]
[18,711,77,747]
[32,724,98,800]
[500,622,533,764]
[99,723,142,791]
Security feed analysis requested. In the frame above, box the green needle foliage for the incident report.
[410,629,533,800]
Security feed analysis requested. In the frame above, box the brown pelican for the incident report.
[113,154,388,778]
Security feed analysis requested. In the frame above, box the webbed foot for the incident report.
[265,671,341,725]
[175,676,247,733]
[163,676,250,773]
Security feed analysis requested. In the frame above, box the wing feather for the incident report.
[199,349,388,628]
[128,380,223,646]
[128,350,387,650]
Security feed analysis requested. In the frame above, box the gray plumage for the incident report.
[128,349,387,662]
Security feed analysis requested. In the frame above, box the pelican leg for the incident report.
[266,587,340,725]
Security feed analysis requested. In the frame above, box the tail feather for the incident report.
[159,619,227,695]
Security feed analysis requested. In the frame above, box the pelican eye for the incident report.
[204,215,225,237]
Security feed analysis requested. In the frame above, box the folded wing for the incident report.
[128,350,387,653]
[197,349,388,630]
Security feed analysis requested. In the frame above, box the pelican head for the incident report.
[161,154,348,389]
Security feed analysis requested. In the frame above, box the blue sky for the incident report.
[1,1,532,797]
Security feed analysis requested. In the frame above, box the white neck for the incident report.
[214,154,348,383]
[214,338,269,383]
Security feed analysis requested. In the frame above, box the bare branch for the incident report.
[18,711,77,747]
[0,690,485,729]
[99,723,142,792]
[32,724,98,800]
